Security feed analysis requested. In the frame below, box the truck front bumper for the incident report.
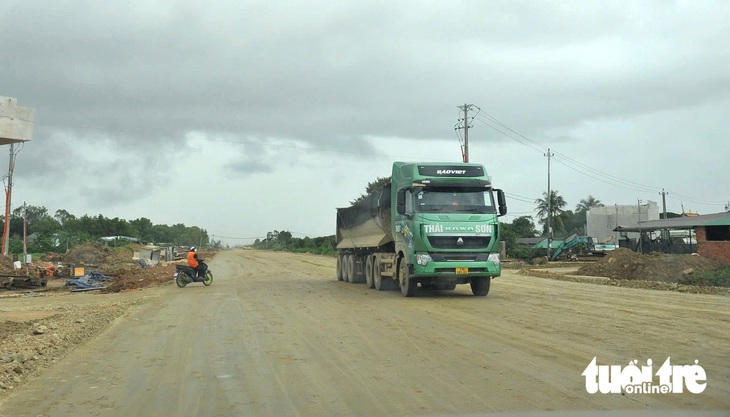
[413,252,501,278]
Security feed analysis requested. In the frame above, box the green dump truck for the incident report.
[336,161,507,297]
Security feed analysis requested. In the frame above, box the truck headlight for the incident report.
[416,254,433,266]
[488,253,501,265]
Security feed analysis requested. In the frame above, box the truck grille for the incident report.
[431,253,489,262]
[427,236,491,249]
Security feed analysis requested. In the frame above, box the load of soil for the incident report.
[576,248,722,283]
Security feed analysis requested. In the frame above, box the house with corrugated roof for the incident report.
[614,211,730,262]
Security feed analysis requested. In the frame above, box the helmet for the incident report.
[189,246,196,251]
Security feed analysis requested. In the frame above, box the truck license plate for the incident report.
[456,267,468,274]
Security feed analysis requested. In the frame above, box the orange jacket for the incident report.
[186,251,199,268]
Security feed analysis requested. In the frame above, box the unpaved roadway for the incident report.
[1,249,728,416]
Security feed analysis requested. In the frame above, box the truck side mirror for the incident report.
[495,189,507,217]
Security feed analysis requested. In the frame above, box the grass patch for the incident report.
[683,265,730,288]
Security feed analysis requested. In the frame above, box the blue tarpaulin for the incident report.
[65,271,113,292]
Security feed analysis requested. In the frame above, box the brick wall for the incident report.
[696,226,730,263]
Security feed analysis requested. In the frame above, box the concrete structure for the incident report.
[587,201,659,244]
[0,96,35,145]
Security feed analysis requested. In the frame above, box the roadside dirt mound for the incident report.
[577,248,721,283]
[100,263,177,293]
[60,242,110,265]
[0,256,17,274]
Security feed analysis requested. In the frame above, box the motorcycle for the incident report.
[174,262,213,287]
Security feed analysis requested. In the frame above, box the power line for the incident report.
[474,114,546,153]
[472,111,725,207]
[664,191,727,206]
[479,112,549,152]
[504,192,536,203]
[474,113,660,193]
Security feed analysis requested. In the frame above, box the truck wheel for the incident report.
[352,256,364,284]
[398,257,416,297]
[470,277,490,296]
[373,258,385,291]
[336,254,344,281]
[342,255,350,282]
[365,256,374,289]
[345,254,355,283]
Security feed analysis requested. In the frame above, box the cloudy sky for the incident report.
[1,0,728,245]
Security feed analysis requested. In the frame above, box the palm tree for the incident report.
[575,195,604,213]
[535,190,567,235]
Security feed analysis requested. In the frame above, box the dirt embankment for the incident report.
[576,248,723,283]
[521,248,730,295]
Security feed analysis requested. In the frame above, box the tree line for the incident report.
[252,230,336,255]
[1,205,213,254]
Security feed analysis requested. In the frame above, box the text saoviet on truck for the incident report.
[336,161,507,297]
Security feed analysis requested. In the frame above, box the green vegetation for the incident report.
[252,230,336,255]
[1,205,214,255]
[534,190,567,235]
[350,176,390,205]
[501,215,540,260]
[683,265,730,288]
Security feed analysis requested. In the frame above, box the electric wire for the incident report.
[472,111,725,207]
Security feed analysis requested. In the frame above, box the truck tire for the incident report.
[343,255,349,282]
[336,254,344,281]
[352,256,365,284]
[345,254,355,283]
[373,258,386,291]
[398,257,417,297]
[365,256,375,289]
[470,277,490,296]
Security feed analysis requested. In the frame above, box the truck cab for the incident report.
[391,162,506,296]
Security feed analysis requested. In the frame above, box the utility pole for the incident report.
[660,188,668,219]
[1,143,19,256]
[660,188,669,245]
[456,103,476,162]
[0,96,35,257]
[615,203,619,246]
[637,199,643,254]
[23,201,27,257]
[545,148,554,260]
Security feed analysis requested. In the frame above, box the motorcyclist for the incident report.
[186,246,207,278]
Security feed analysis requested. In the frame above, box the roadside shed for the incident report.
[614,211,730,262]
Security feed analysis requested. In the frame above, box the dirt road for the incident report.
[1,249,728,416]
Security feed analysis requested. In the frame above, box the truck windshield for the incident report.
[414,188,496,214]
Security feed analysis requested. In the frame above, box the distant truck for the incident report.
[336,162,507,297]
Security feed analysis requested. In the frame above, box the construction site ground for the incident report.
[0,247,728,415]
